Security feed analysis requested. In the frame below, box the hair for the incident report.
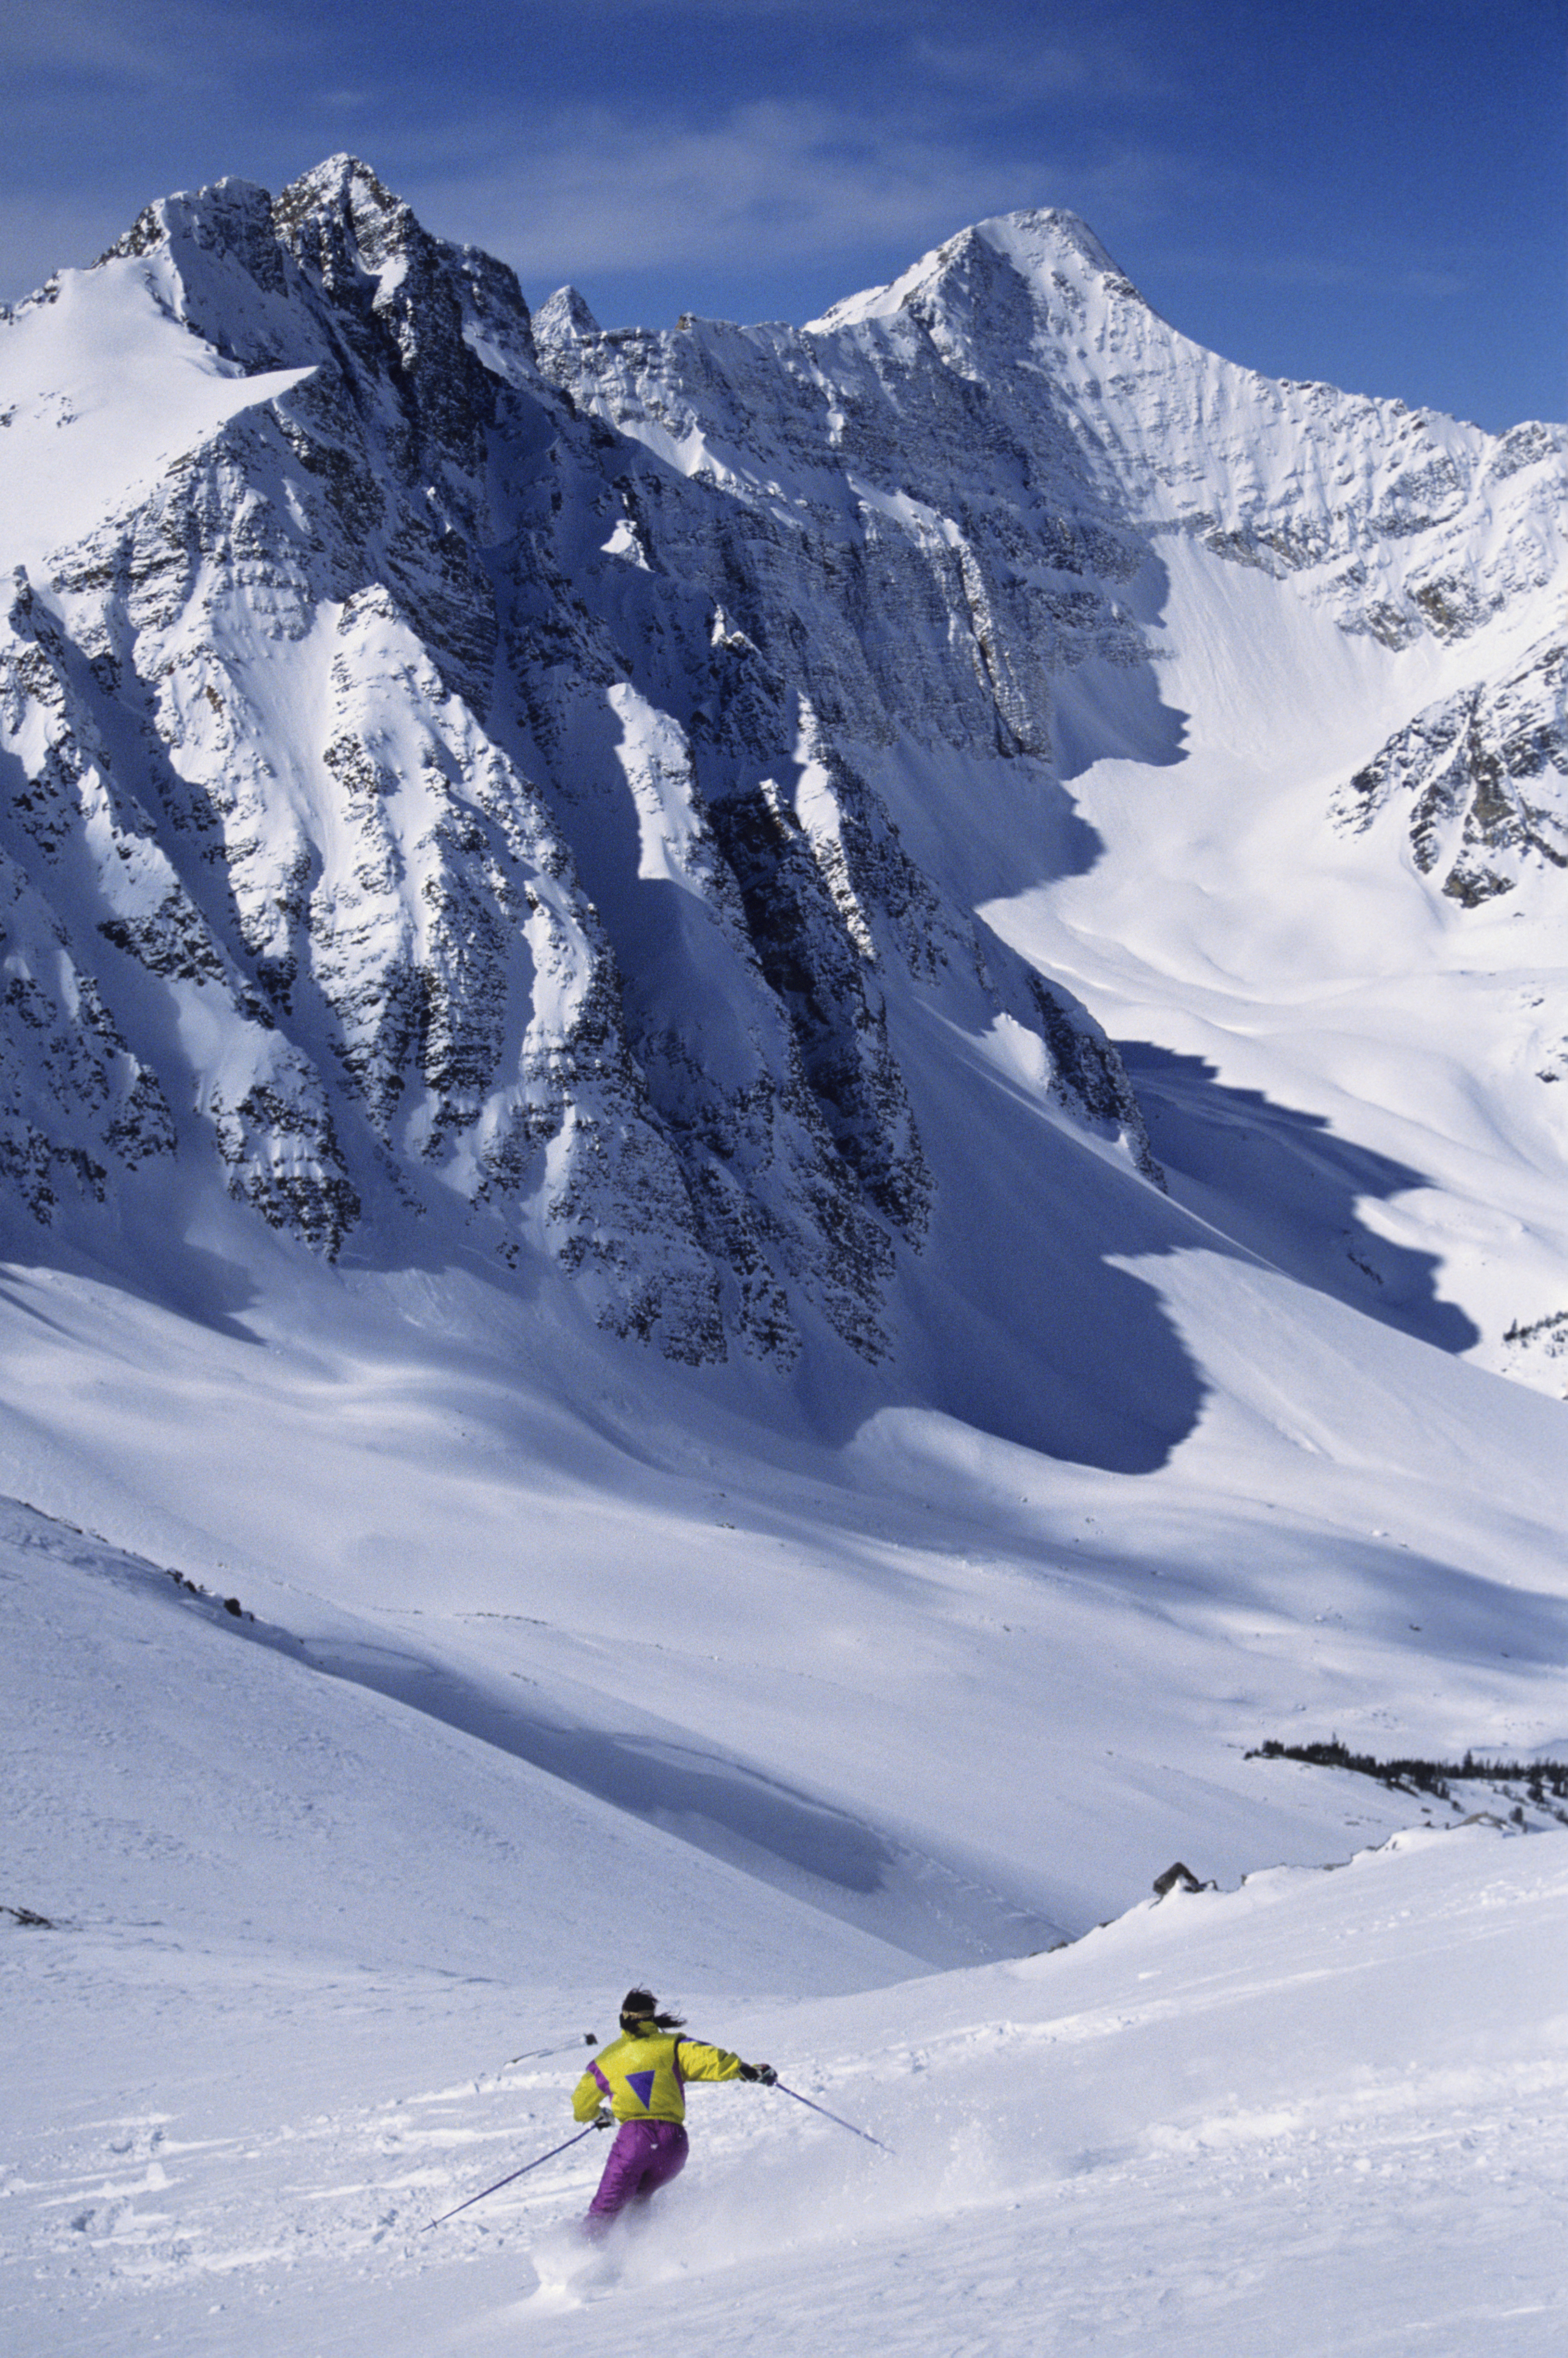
[620,1986,686,2031]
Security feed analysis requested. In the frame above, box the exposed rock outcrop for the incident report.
[1333,639,1567,903]
[2,158,1559,1371]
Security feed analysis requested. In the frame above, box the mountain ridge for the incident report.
[4,162,1568,2358]
[0,154,1563,1401]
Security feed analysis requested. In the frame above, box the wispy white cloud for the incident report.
[406,96,1176,291]
[0,3,1179,311]
[0,0,180,78]
[310,88,385,116]
[912,27,1171,105]
[1397,266,1469,299]
[1154,246,1472,299]
[0,0,302,83]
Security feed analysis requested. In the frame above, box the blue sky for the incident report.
[3,0,1563,428]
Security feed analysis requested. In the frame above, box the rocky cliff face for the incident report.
[0,158,1561,1374]
[1333,638,1566,905]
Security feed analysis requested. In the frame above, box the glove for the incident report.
[739,2062,777,2086]
[593,2107,614,2129]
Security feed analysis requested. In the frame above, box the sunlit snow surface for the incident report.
[5,1563,1566,2358]
[2,172,1567,2354]
[0,261,312,573]
[3,1256,1567,2352]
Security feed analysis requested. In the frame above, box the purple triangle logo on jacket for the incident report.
[626,2069,657,2110]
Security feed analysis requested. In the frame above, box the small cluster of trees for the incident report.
[1247,1737,1568,1806]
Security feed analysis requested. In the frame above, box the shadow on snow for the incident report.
[1118,1042,1480,1356]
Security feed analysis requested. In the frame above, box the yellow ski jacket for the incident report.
[572,2028,746,2125]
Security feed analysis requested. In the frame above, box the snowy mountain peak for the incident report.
[268,152,447,317]
[534,285,600,345]
[7,162,1568,2358]
[809,205,1141,339]
[272,151,406,246]
[96,172,272,277]
[976,204,1146,294]
[0,156,1564,1409]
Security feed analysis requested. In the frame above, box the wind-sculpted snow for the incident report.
[0,153,1563,1391]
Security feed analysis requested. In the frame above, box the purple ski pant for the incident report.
[585,2118,689,2232]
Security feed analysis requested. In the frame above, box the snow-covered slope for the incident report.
[2,158,1561,1381]
[2,157,1567,2352]
[0,144,1563,1831]
[0,144,1564,1899]
[1,161,1170,1376]
[6,1515,1565,2358]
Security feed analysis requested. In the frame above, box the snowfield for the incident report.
[2,158,1566,2354]
[7,1590,1567,2358]
[2,1293,1567,2353]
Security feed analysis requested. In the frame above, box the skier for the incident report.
[572,1987,775,2235]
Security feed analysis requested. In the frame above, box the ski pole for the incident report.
[773,2079,893,2154]
[500,2031,599,2070]
[422,2123,601,2229]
